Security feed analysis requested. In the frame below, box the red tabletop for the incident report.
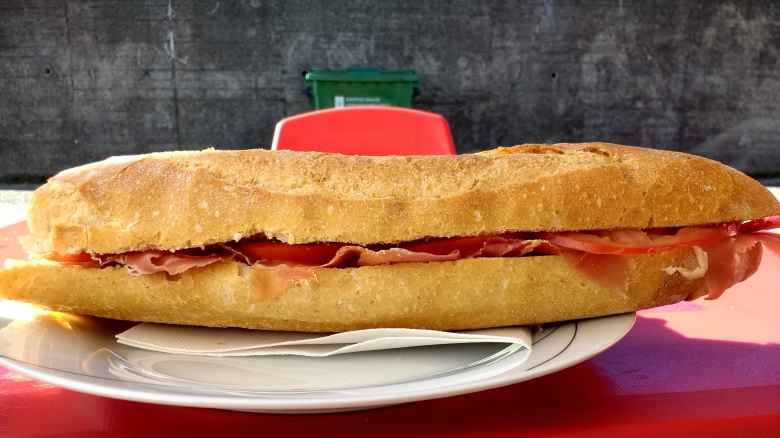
[1,221,779,437]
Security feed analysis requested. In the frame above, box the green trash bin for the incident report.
[304,68,419,109]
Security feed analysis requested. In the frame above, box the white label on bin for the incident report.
[345,96,384,106]
[334,96,386,107]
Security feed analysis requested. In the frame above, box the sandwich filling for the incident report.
[43,216,780,299]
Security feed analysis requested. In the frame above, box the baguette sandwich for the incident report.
[1,142,779,332]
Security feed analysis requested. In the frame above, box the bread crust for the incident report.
[0,250,705,331]
[25,143,780,254]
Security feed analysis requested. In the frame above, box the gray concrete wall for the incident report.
[1,0,779,183]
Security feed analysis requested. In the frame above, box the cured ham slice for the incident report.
[322,246,460,267]
[102,251,224,276]
[559,250,629,291]
[702,236,763,299]
[542,225,734,255]
[42,215,780,299]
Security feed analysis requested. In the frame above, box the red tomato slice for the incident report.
[235,241,344,266]
[542,226,732,255]
[45,252,94,263]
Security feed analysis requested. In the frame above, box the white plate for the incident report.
[0,312,635,413]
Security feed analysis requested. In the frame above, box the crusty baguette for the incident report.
[0,249,705,331]
[24,143,780,255]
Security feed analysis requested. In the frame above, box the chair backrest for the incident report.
[272,106,455,155]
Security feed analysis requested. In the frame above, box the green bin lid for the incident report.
[305,68,418,83]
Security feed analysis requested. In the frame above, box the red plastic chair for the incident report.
[271,106,455,155]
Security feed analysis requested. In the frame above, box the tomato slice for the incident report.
[542,226,733,255]
[45,252,95,263]
[235,241,344,265]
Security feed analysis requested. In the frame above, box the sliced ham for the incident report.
[477,238,537,257]
[42,215,780,300]
[737,215,780,234]
[559,250,628,291]
[751,231,780,257]
[401,235,533,257]
[701,236,763,299]
[250,264,316,301]
[733,236,763,288]
[662,246,709,280]
[317,237,541,267]
[542,225,734,255]
[103,251,224,276]
[322,246,460,268]
[701,238,737,299]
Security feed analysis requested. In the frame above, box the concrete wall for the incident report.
[1,0,779,183]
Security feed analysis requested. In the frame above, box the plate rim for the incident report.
[0,313,636,412]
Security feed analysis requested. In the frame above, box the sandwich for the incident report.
[1,142,779,332]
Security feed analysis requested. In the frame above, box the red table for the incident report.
[1,221,779,437]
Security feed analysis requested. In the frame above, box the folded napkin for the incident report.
[116,324,532,357]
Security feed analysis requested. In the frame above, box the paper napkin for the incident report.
[116,324,532,357]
